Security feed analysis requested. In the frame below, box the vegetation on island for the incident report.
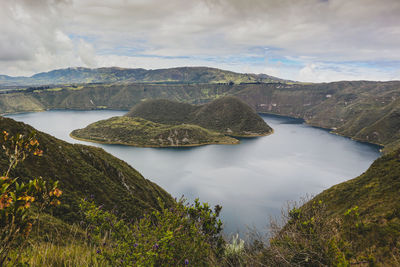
[71,96,272,147]
[127,96,273,137]
[71,116,239,147]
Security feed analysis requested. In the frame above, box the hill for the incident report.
[311,147,400,264]
[70,116,239,147]
[127,96,273,137]
[0,116,173,222]
[0,66,285,87]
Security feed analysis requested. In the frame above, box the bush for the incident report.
[245,199,350,266]
[0,131,62,265]
[80,197,224,266]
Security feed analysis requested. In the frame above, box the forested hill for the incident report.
[0,66,285,86]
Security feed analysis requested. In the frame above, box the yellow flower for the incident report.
[50,188,62,197]
[33,149,43,156]
[50,199,61,206]
[0,194,13,209]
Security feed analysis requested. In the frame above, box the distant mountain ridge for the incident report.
[0,66,287,86]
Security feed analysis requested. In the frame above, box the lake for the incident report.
[7,110,381,234]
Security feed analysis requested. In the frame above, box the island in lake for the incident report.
[70,96,273,147]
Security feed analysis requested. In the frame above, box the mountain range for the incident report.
[0,66,285,87]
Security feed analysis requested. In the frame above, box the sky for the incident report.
[1,0,400,82]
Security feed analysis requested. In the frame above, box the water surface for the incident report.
[7,110,380,234]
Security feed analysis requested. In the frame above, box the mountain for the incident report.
[71,96,272,147]
[0,116,173,222]
[127,96,273,137]
[0,66,285,87]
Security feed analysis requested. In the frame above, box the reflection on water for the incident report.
[7,110,381,234]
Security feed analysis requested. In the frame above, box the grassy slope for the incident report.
[0,116,173,222]
[127,96,273,137]
[312,148,400,264]
[71,116,239,147]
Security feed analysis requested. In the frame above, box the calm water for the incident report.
[7,110,380,234]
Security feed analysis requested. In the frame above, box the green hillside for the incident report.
[0,116,173,222]
[312,147,400,264]
[71,116,239,147]
[127,96,273,137]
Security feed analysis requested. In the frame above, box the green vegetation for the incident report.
[242,148,400,266]
[127,96,273,137]
[71,96,272,147]
[0,116,173,223]
[1,66,400,265]
[0,131,62,265]
[1,102,400,265]
[0,124,227,266]
[80,198,224,266]
[71,116,239,147]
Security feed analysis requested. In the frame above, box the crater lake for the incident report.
[7,110,381,234]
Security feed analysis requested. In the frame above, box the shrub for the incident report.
[0,131,62,265]
[80,197,224,266]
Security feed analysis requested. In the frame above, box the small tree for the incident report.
[0,130,62,265]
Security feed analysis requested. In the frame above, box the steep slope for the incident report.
[0,116,173,222]
[71,116,239,147]
[311,148,400,264]
[127,96,273,137]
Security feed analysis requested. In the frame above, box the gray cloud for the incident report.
[1,0,400,81]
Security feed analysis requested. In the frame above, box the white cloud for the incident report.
[0,0,400,82]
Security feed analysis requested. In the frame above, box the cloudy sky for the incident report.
[1,0,400,82]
